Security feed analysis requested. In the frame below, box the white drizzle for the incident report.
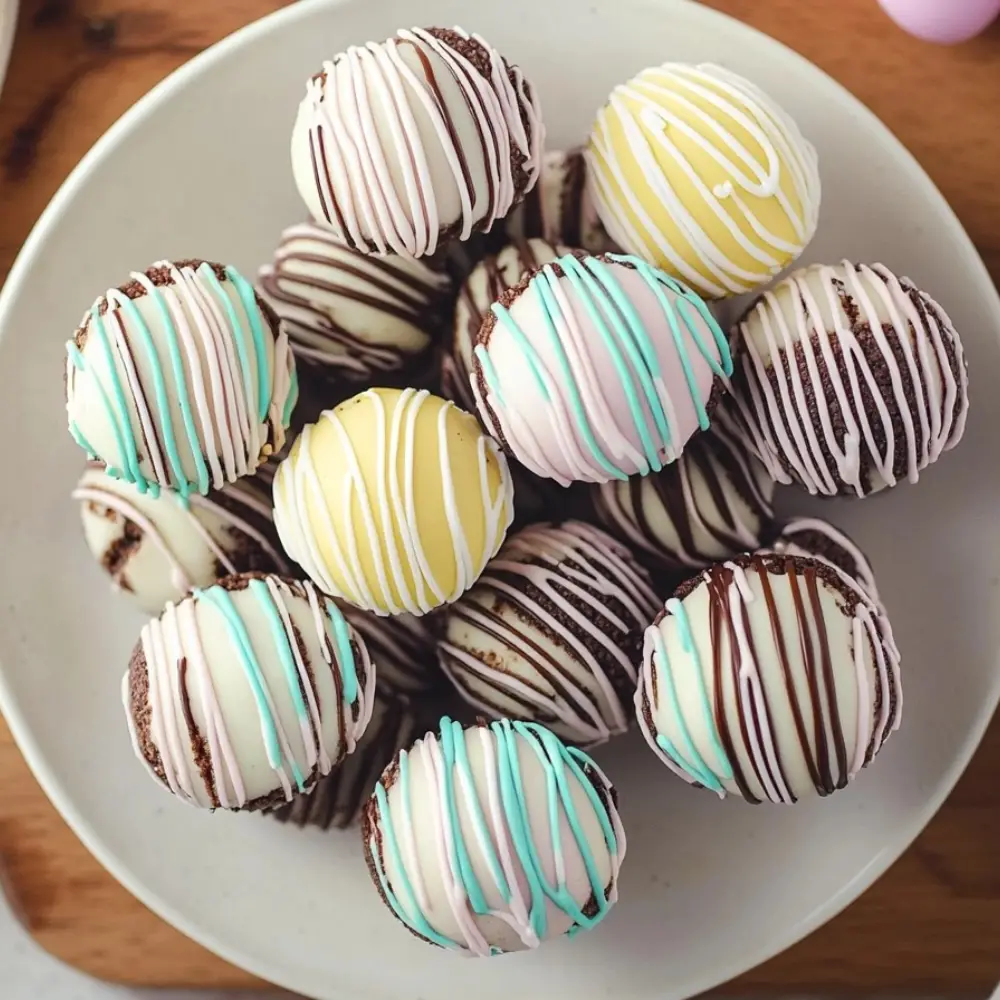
[439,521,660,746]
[586,63,820,297]
[123,576,375,810]
[294,27,543,257]
[729,261,969,497]
[273,388,513,616]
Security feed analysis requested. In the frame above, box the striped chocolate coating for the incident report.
[589,411,775,575]
[438,520,660,746]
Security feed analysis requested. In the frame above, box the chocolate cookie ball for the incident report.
[362,717,625,955]
[291,27,544,257]
[589,411,774,576]
[727,261,969,497]
[75,461,288,615]
[66,260,297,499]
[258,221,453,391]
[636,552,901,803]
[124,573,375,810]
[439,521,660,746]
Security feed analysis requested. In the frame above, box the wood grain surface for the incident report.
[0,0,998,993]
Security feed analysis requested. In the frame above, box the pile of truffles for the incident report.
[65,26,968,959]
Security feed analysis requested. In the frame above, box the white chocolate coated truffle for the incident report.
[728,261,969,497]
[590,409,774,575]
[273,388,513,616]
[473,253,732,485]
[439,521,660,746]
[586,63,820,298]
[124,574,375,810]
[363,718,625,955]
[291,27,543,257]
[66,260,297,499]
[443,237,569,413]
[75,462,289,615]
[505,148,616,254]
[636,553,901,803]
[258,221,453,384]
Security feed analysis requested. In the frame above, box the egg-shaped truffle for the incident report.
[586,63,820,299]
[75,461,290,615]
[362,717,625,955]
[505,149,616,255]
[272,691,423,830]
[473,252,732,485]
[123,573,375,810]
[766,516,880,604]
[439,521,659,746]
[727,261,969,497]
[443,238,570,414]
[589,410,774,576]
[291,27,544,257]
[66,260,297,499]
[258,221,453,389]
[273,388,513,616]
[337,601,441,697]
[636,553,901,803]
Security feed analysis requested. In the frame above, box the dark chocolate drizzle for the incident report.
[664,553,897,803]
[259,225,450,381]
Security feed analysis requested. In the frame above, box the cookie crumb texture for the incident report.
[75,462,289,615]
[362,718,625,955]
[122,573,375,810]
[65,260,298,500]
[727,261,969,497]
[439,521,660,746]
[637,552,901,804]
[291,26,544,257]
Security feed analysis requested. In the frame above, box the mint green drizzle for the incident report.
[477,252,732,478]
[199,265,259,431]
[561,254,663,474]
[372,759,458,950]
[248,578,309,725]
[198,583,305,792]
[324,599,359,704]
[371,717,622,954]
[65,263,285,500]
[87,305,146,489]
[120,287,207,498]
[282,366,300,428]
[651,598,731,793]
[225,264,271,421]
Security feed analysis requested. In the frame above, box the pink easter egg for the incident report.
[878,0,1000,43]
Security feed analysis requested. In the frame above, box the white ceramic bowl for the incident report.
[0,1,998,998]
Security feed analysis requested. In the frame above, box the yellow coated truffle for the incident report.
[273,388,514,616]
[586,63,821,299]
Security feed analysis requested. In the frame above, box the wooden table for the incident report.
[1,0,998,993]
